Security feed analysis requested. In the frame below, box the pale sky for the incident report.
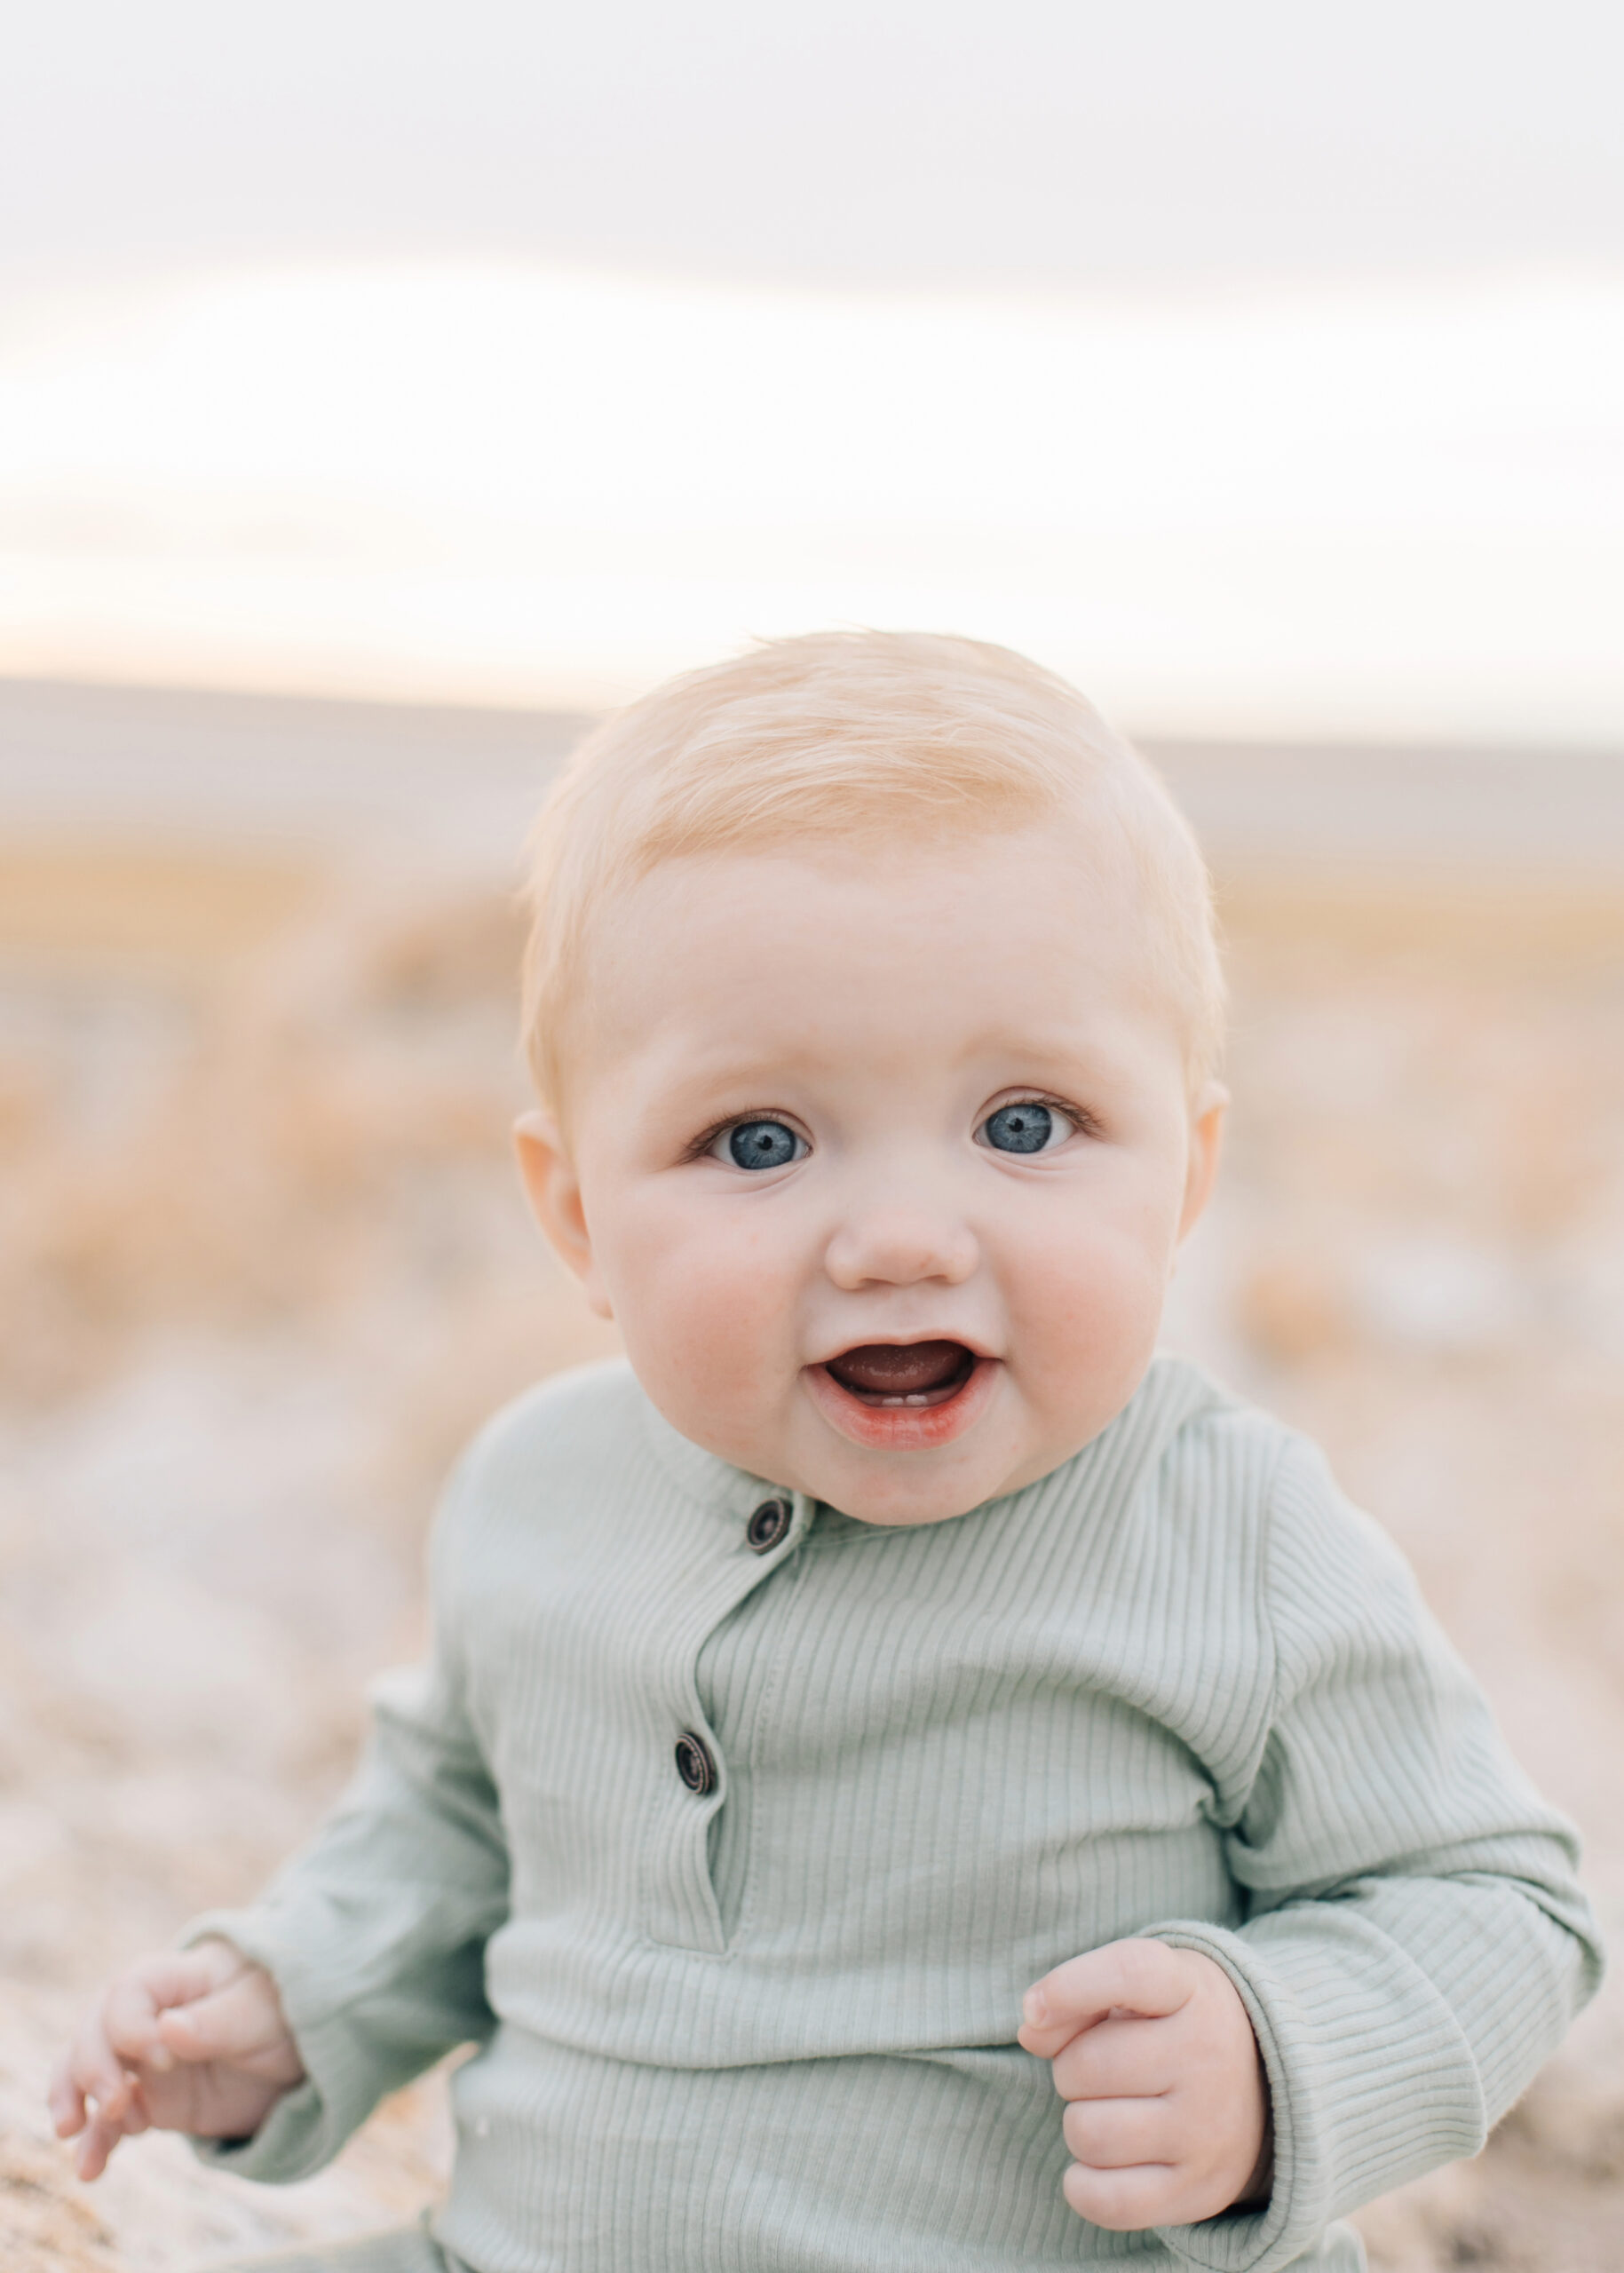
[6,1,1621,291]
[3,2,1621,740]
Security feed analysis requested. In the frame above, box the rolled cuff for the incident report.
[181,1907,407,2185]
[1138,1914,1482,2273]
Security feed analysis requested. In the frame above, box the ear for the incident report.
[513,1109,614,1319]
[1176,1081,1228,1248]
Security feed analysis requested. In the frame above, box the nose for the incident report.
[823,1197,979,1291]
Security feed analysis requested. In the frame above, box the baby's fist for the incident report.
[1018,1938,1271,2232]
[49,1938,305,2180]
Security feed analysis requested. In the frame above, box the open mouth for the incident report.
[806,1337,996,1453]
[821,1340,978,1407]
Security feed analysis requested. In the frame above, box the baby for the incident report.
[52,633,1601,2272]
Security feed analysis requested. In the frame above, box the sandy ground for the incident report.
[2,811,1622,2269]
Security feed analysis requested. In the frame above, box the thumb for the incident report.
[157,1971,286,2067]
[103,1950,238,2071]
[1018,1937,1193,2058]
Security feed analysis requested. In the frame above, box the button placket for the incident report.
[644,1485,811,1952]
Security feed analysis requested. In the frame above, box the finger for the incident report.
[1062,2158,1182,2233]
[71,1950,233,2112]
[75,2109,130,2183]
[1050,2012,1175,2104]
[1020,1940,1194,2057]
[1064,2150,1250,2232]
[48,2053,88,2139]
[1062,2093,1178,2171]
[67,2009,134,2127]
[104,1971,179,2071]
[114,1947,243,2047]
[158,1972,284,2065]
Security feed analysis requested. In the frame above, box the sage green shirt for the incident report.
[193,1357,1602,2273]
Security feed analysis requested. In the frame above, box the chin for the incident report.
[811,1448,1018,1529]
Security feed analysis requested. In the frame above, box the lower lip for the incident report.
[803,1354,1000,1452]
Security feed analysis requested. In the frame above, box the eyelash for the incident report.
[683,1092,1101,1162]
[680,1110,805,1164]
[990,1091,1100,1144]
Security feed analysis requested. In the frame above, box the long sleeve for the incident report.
[1145,1436,1604,2273]
[186,1462,510,2182]
[157,1356,1604,2270]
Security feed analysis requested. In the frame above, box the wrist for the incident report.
[1229,2103,1274,2212]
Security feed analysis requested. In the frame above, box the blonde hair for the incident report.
[520,630,1224,1112]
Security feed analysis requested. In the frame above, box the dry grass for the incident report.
[2,845,1620,2270]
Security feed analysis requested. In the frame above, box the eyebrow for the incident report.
[636,1019,1144,1111]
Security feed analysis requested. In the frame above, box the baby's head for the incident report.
[516,630,1226,1525]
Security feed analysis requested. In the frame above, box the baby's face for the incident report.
[519,827,1224,1525]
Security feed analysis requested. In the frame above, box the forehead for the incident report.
[569,828,1180,1095]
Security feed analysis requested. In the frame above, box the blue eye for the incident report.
[981,1102,1062,1154]
[725,1119,803,1170]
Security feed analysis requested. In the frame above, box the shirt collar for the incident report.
[636,1385,802,1524]
[631,1350,1225,1534]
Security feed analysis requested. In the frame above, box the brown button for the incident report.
[745,1497,793,1553]
[674,1730,717,1795]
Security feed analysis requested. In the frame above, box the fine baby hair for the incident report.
[520,629,1227,1113]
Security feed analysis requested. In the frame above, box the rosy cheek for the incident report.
[1013,1214,1166,1365]
[618,1211,790,1404]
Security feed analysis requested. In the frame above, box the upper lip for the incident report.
[807,1332,996,1368]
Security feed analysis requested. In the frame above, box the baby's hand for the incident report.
[49,1937,306,2180]
[1018,1938,1271,2231]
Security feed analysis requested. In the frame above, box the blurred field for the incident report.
[2,693,1622,2271]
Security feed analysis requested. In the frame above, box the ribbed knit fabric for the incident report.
[189,1358,1602,2273]
[213,2227,450,2273]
